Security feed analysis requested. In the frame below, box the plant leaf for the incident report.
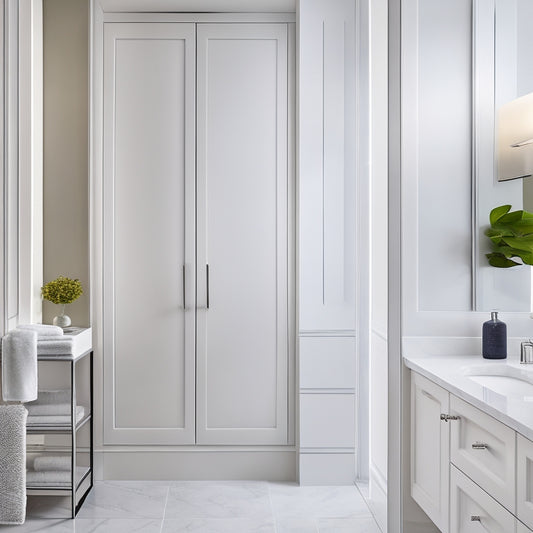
[501,235,533,252]
[490,204,512,225]
[486,253,522,268]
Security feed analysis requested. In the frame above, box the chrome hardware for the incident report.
[440,414,460,422]
[206,264,210,309]
[471,515,481,522]
[521,340,533,364]
[471,442,488,450]
[182,265,186,309]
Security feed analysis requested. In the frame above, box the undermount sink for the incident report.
[463,364,533,399]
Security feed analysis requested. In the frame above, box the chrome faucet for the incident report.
[521,340,533,363]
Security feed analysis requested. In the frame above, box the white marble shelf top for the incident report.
[404,353,533,442]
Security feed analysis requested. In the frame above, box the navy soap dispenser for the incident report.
[482,311,507,359]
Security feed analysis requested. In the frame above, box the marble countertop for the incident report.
[404,353,533,441]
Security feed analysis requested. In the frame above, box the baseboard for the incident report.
[299,453,356,485]
[96,449,297,481]
[369,463,387,532]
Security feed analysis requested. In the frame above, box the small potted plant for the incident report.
[41,276,83,327]
[485,204,533,267]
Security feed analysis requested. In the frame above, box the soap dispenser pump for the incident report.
[482,311,507,359]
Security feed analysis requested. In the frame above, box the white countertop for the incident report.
[404,353,533,441]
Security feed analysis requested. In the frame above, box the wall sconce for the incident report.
[497,91,533,181]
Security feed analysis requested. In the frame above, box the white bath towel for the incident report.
[27,405,85,426]
[26,402,71,416]
[17,324,63,338]
[33,455,71,472]
[36,335,67,342]
[0,405,27,524]
[1,330,38,402]
[36,338,74,356]
[26,466,86,487]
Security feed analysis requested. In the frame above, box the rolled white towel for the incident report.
[26,403,71,416]
[17,324,63,338]
[27,405,85,426]
[33,455,70,472]
[1,330,38,402]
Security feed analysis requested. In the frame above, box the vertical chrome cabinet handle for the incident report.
[471,442,488,450]
[206,264,210,309]
[182,265,186,309]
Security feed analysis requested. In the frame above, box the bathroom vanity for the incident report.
[405,354,533,533]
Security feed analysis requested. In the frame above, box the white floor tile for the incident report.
[0,518,75,532]
[75,481,168,519]
[275,518,319,532]
[269,483,370,519]
[318,517,382,533]
[162,517,275,532]
[74,518,163,532]
[164,481,271,520]
[0,480,381,532]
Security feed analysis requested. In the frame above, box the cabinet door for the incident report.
[102,23,196,444]
[196,24,292,444]
[410,372,450,533]
[517,434,533,530]
[450,465,516,532]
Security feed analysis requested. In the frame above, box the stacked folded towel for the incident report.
[27,406,85,426]
[34,455,70,471]
[17,324,63,337]
[16,324,74,356]
[26,390,85,426]
[26,465,87,487]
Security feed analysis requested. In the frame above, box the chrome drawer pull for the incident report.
[440,414,460,422]
[471,515,481,522]
[472,442,488,450]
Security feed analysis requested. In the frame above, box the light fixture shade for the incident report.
[497,91,533,181]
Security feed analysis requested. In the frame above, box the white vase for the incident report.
[53,304,71,328]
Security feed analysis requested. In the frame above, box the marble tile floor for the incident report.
[0,481,382,533]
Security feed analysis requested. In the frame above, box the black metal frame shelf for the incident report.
[26,350,94,518]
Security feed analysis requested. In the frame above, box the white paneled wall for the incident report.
[1,0,43,334]
[298,0,357,485]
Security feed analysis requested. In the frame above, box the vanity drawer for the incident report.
[450,465,516,532]
[517,434,533,530]
[450,395,516,513]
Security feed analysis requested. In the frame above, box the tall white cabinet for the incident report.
[101,20,293,446]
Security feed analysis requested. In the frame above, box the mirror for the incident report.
[474,0,533,311]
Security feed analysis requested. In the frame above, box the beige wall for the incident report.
[43,0,89,326]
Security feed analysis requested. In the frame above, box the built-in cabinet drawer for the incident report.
[450,395,516,513]
[517,434,533,530]
[450,465,516,532]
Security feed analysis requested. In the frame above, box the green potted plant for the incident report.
[485,204,533,267]
[41,276,83,327]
